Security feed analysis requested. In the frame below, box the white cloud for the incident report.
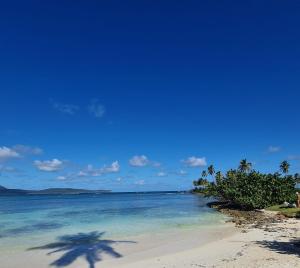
[182,156,207,167]
[34,159,64,172]
[0,145,42,162]
[88,99,105,118]
[157,172,167,177]
[78,161,120,177]
[102,161,120,173]
[78,165,101,177]
[267,146,281,153]
[13,144,43,155]
[52,101,79,115]
[129,155,149,167]
[57,176,67,181]
[0,146,20,161]
[134,180,145,185]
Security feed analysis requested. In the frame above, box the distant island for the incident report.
[0,185,111,195]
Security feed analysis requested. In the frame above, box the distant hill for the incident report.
[0,185,110,195]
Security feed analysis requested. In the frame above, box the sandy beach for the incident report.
[1,211,300,268]
[106,213,300,268]
[114,218,300,268]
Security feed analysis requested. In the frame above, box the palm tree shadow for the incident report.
[256,238,300,257]
[28,231,136,268]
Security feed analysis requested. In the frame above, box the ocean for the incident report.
[0,192,226,253]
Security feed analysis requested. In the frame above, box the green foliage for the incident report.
[193,160,298,210]
[238,159,252,173]
[215,171,223,184]
[193,178,209,188]
[267,205,300,218]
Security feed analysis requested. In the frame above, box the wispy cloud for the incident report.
[56,175,68,181]
[52,101,79,115]
[88,99,105,118]
[267,146,281,153]
[177,169,188,176]
[101,161,120,173]
[152,162,161,168]
[157,171,167,177]
[134,180,145,185]
[0,165,19,174]
[288,155,300,160]
[129,155,149,167]
[13,145,43,155]
[34,159,64,172]
[182,156,207,167]
[78,161,120,177]
[0,144,43,165]
[0,146,20,161]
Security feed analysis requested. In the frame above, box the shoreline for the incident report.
[1,209,300,268]
[115,217,300,268]
[107,208,300,268]
[1,223,235,268]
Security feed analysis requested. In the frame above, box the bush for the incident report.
[196,170,297,210]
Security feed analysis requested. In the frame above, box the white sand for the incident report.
[1,216,300,268]
[113,218,300,268]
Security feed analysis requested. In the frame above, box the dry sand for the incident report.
[113,217,300,268]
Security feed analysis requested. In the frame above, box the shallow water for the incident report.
[0,192,226,252]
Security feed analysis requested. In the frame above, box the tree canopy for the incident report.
[193,160,297,210]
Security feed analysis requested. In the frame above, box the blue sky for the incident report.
[0,1,300,191]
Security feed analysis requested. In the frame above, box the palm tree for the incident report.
[201,170,207,178]
[197,178,209,187]
[215,171,223,183]
[227,169,236,177]
[207,165,215,177]
[280,161,290,175]
[193,180,199,187]
[239,159,252,173]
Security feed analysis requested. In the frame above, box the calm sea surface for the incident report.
[0,192,226,252]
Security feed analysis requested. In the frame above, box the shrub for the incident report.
[194,163,297,210]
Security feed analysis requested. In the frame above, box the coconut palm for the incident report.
[239,159,252,173]
[197,178,209,187]
[215,171,223,183]
[201,170,207,178]
[227,169,236,177]
[280,161,290,174]
[207,165,215,177]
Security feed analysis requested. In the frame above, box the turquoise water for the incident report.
[0,192,226,252]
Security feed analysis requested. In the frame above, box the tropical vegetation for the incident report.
[193,160,299,210]
[266,205,300,218]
